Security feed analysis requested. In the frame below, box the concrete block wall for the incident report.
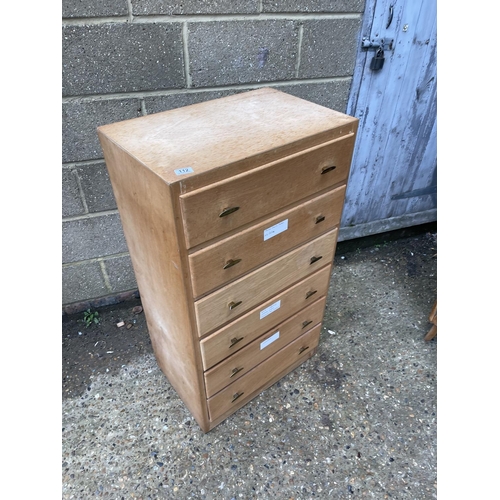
[62,0,365,312]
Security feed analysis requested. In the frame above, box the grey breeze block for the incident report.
[62,23,185,96]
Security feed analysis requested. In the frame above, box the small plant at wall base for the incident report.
[83,309,100,328]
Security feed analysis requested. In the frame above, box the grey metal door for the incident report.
[341,0,437,240]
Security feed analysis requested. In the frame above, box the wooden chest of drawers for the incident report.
[97,88,358,432]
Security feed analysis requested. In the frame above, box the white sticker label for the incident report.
[259,300,281,320]
[264,219,288,241]
[174,167,194,176]
[260,331,280,350]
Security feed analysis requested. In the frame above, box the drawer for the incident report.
[194,228,338,336]
[188,185,346,298]
[199,266,331,368]
[180,134,355,248]
[204,297,326,397]
[207,324,321,421]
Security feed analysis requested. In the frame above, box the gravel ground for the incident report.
[62,228,437,499]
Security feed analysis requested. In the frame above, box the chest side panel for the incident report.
[98,131,209,428]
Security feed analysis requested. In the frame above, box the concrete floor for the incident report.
[62,227,437,499]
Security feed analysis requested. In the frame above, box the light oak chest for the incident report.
[98,88,358,432]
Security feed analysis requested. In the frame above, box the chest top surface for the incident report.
[97,88,357,187]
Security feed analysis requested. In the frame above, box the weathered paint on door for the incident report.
[341,0,437,240]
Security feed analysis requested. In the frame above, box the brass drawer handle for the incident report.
[219,206,240,217]
[223,258,242,270]
[305,290,317,299]
[229,336,244,348]
[310,255,323,265]
[228,300,242,310]
[315,215,325,224]
[302,320,313,329]
[230,367,244,378]
[299,346,310,355]
[321,165,337,175]
[232,392,244,403]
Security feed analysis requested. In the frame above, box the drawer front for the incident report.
[204,297,326,397]
[199,266,331,368]
[188,185,346,298]
[180,134,355,248]
[207,324,321,421]
[194,228,338,336]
